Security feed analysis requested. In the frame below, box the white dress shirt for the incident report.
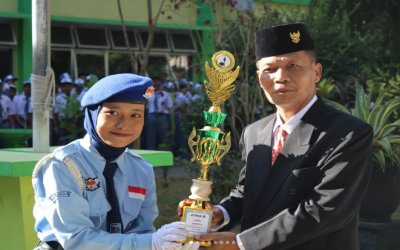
[14,94,32,117]
[0,94,11,121]
[147,90,173,114]
[55,93,68,117]
[215,95,318,250]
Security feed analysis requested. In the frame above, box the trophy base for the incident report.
[177,206,213,247]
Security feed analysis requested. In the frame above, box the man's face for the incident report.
[257,51,322,112]
[9,88,16,99]
[23,84,31,97]
[153,80,161,91]
[61,83,73,96]
[75,85,84,93]
[6,80,15,85]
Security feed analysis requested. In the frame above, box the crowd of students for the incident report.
[0,72,205,156]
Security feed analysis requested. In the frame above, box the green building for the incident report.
[0,0,309,90]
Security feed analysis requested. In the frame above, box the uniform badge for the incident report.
[110,223,122,234]
[49,191,72,203]
[85,177,100,191]
[143,86,155,99]
[290,31,300,43]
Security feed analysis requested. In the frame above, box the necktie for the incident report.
[103,162,123,233]
[271,126,288,166]
[154,92,158,113]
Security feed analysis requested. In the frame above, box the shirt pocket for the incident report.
[123,199,143,219]
[88,198,111,229]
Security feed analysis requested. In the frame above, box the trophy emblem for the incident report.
[178,51,240,247]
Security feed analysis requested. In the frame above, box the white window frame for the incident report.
[0,22,17,46]
[51,48,74,78]
[73,49,108,78]
[138,30,171,52]
[51,25,76,48]
[74,26,110,49]
[168,32,197,53]
[109,29,140,51]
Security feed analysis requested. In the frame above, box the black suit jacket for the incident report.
[219,98,373,250]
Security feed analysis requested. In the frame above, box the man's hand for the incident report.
[177,199,224,227]
[195,232,239,250]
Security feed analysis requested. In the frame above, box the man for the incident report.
[54,76,74,145]
[74,78,86,103]
[146,77,173,150]
[3,74,17,96]
[8,84,22,128]
[0,82,15,129]
[178,23,373,250]
[14,79,32,128]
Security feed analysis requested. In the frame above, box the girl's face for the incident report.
[96,102,145,148]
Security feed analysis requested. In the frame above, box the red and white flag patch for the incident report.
[128,186,146,201]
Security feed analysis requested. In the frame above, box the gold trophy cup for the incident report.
[178,51,240,247]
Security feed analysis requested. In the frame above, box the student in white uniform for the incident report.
[146,77,173,150]
[0,83,15,128]
[3,74,17,96]
[14,79,32,128]
[8,84,22,128]
[54,76,74,145]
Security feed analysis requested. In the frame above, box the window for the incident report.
[51,26,75,47]
[51,50,72,82]
[109,53,135,74]
[168,55,193,81]
[139,31,170,51]
[110,30,139,50]
[140,55,168,81]
[75,27,110,49]
[0,23,16,45]
[75,52,106,79]
[0,48,13,79]
[170,33,196,52]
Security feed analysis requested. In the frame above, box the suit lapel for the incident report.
[245,116,275,213]
[248,99,328,225]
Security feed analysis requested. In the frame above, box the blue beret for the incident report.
[81,74,154,107]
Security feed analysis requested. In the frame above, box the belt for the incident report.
[36,241,64,250]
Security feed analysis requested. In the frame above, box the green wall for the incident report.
[52,0,198,28]
[0,0,18,13]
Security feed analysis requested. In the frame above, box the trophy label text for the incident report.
[183,209,212,235]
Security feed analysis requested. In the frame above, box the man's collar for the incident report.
[273,95,318,134]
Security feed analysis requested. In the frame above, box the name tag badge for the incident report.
[110,223,122,234]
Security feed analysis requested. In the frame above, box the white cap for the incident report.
[194,83,202,90]
[9,84,16,89]
[74,78,85,85]
[86,74,92,81]
[4,74,17,81]
[59,72,71,81]
[164,81,174,89]
[61,77,73,84]
[23,78,31,85]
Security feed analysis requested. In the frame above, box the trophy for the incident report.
[178,51,240,247]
